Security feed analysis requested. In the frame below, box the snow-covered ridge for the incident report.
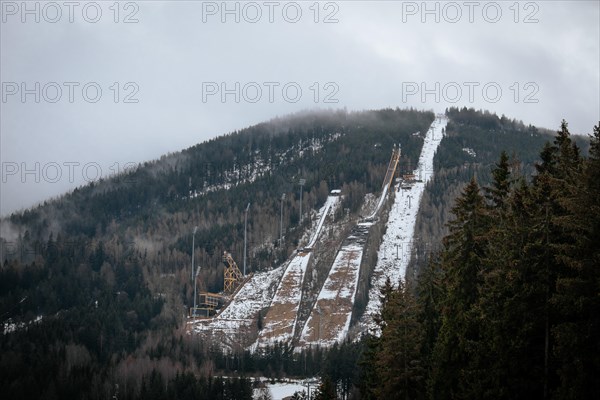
[360,115,447,334]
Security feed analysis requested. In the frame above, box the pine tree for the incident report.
[551,124,600,398]
[415,256,443,367]
[429,178,489,399]
[357,333,381,400]
[475,121,584,399]
[529,121,582,398]
[375,280,426,400]
[485,150,512,210]
[374,276,395,328]
[476,177,546,398]
[314,375,336,400]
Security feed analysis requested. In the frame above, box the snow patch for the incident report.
[360,116,447,335]
[255,197,339,347]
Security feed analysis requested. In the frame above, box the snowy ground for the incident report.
[306,196,338,249]
[256,253,312,345]
[299,224,370,347]
[365,184,389,220]
[219,269,284,320]
[365,147,399,220]
[255,196,339,347]
[299,147,403,347]
[3,314,43,335]
[189,267,284,346]
[360,116,447,334]
[253,378,319,400]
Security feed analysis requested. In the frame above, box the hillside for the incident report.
[1,107,595,399]
[407,107,590,282]
[0,108,434,398]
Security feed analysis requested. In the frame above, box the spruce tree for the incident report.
[358,278,392,399]
[415,256,443,367]
[551,124,600,398]
[477,177,546,398]
[375,280,426,400]
[485,150,512,210]
[429,178,489,399]
[314,375,336,400]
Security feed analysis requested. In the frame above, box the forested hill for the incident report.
[408,107,589,281]
[1,108,433,305]
[2,107,597,399]
[5,109,428,239]
[366,115,599,400]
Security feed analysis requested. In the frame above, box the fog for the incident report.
[1,1,599,216]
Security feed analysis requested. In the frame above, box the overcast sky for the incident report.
[1,0,599,216]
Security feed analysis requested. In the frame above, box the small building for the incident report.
[190,307,211,318]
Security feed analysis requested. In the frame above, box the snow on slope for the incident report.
[256,254,311,345]
[255,196,339,347]
[306,195,338,249]
[190,267,284,343]
[360,115,447,334]
[219,268,285,320]
[299,223,371,347]
[365,184,389,220]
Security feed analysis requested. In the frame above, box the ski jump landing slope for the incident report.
[360,115,447,333]
[256,195,339,346]
[299,147,400,347]
[299,222,371,347]
[189,266,284,349]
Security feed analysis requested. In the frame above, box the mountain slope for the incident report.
[3,107,591,397]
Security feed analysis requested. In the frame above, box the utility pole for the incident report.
[280,193,286,246]
[194,264,200,314]
[191,226,198,314]
[299,178,306,224]
[316,304,322,341]
[244,202,250,276]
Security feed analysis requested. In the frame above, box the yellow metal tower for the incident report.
[222,251,243,295]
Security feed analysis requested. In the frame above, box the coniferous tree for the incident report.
[415,257,443,370]
[485,150,512,210]
[530,121,581,398]
[314,375,336,400]
[429,178,489,399]
[551,124,600,398]
[357,333,380,400]
[375,279,426,400]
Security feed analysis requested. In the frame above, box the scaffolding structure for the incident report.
[223,251,244,295]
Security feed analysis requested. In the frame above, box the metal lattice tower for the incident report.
[222,251,243,295]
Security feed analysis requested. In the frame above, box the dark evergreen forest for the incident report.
[359,117,599,400]
[1,108,598,399]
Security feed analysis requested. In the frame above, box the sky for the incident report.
[1,0,599,216]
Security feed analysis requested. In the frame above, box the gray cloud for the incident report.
[1,0,598,216]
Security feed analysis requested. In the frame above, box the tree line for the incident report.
[359,121,600,399]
